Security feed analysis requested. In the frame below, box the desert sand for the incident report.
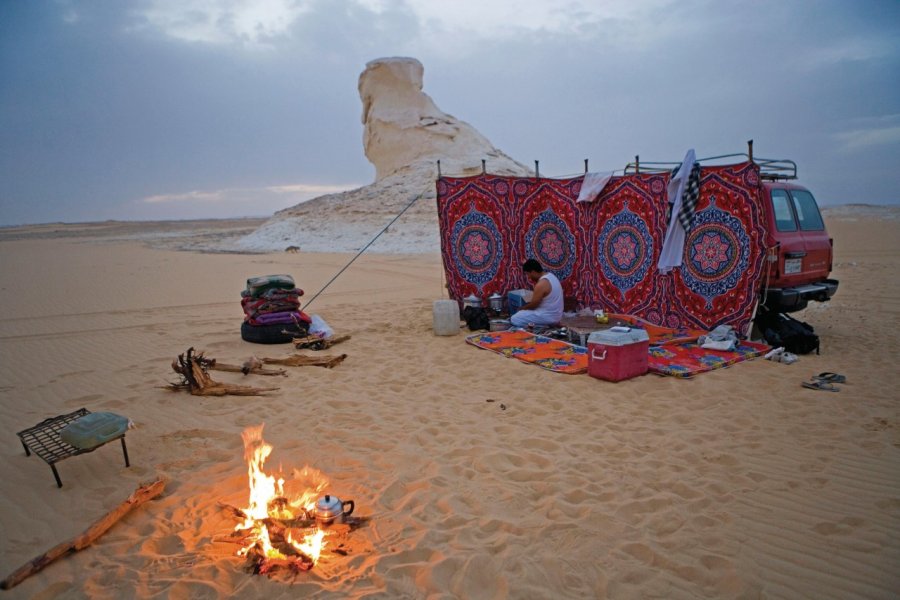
[0,209,898,599]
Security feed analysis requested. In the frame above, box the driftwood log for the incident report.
[292,335,351,351]
[208,362,287,377]
[0,478,166,590]
[168,348,278,395]
[262,354,347,369]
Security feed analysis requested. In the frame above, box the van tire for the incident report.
[240,321,308,344]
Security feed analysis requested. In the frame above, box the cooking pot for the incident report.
[489,318,511,332]
[462,294,482,310]
[311,494,355,526]
[488,293,504,312]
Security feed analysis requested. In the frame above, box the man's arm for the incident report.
[519,278,550,311]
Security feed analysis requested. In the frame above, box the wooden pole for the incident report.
[1,478,166,590]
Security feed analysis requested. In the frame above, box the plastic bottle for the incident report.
[432,300,460,336]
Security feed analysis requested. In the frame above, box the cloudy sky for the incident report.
[1,0,898,225]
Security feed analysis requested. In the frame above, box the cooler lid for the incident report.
[587,326,650,346]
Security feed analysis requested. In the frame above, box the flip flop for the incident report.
[814,372,846,384]
[802,379,840,392]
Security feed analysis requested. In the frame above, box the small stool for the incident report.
[16,408,130,488]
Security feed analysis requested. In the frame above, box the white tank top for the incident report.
[535,273,564,320]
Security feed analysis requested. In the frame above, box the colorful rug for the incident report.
[466,330,589,374]
[436,162,769,335]
[647,340,770,378]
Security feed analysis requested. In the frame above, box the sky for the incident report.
[1,0,898,225]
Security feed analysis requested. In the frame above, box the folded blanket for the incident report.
[242,296,302,317]
[246,310,312,326]
[245,275,299,298]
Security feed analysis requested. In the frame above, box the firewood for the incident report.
[168,348,279,395]
[0,478,165,590]
[217,501,248,520]
[261,354,347,369]
[292,335,351,350]
[218,501,370,532]
[208,362,287,377]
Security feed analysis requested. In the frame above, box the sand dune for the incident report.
[0,210,898,598]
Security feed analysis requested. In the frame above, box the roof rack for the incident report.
[623,140,797,181]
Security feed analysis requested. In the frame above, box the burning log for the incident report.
[261,354,347,369]
[0,478,165,590]
[292,335,351,351]
[167,347,279,395]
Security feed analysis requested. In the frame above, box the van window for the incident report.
[790,190,825,231]
[771,189,797,231]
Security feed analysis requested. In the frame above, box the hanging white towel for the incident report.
[576,171,614,203]
[657,148,696,273]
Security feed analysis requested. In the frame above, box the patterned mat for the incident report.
[648,341,770,378]
[466,330,589,374]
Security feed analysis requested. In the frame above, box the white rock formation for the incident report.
[236,57,531,253]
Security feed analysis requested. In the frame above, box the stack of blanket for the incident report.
[241,274,311,328]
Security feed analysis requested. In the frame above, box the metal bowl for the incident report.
[489,319,511,332]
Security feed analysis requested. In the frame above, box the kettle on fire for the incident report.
[310,494,355,526]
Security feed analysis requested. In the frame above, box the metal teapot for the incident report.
[310,494,355,526]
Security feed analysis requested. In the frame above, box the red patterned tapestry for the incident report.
[436,162,767,334]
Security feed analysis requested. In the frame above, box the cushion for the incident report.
[59,412,129,450]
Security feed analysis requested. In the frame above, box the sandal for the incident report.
[801,379,840,392]
[814,372,846,384]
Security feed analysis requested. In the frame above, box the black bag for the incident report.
[462,306,491,331]
[756,310,820,355]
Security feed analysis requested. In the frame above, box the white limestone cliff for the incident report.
[236,57,531,253]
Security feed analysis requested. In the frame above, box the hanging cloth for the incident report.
[657,148,697,274]
[678,162,701,232]
[576,171,614,203]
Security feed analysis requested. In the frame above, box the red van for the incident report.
[759,180,838,312]
[627,144,838,314]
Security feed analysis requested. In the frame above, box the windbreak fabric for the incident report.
[435,162,768,334]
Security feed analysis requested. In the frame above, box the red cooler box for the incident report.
[588,327,650,382]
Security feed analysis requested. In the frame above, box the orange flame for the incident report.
[237,425,330,565]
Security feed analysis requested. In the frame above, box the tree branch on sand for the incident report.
[0,479,166,590]
[262,354,347,369]
[167,347,279,396]
[292,335,351,351]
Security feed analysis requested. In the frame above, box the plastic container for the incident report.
[433,300,460,336]
[507,289,533,314]
[588,327,650,382]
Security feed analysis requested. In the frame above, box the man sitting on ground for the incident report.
[510,259,564,328]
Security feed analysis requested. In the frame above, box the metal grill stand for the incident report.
[16,408,130,488]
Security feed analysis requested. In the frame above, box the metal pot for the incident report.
[489,318,511,332]
[311,494,355,526]
[488,293,504,312]
[462,294,482,310]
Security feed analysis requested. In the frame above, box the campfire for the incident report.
[217,425,366,576]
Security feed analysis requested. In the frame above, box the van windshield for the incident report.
[790,190,825,231]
